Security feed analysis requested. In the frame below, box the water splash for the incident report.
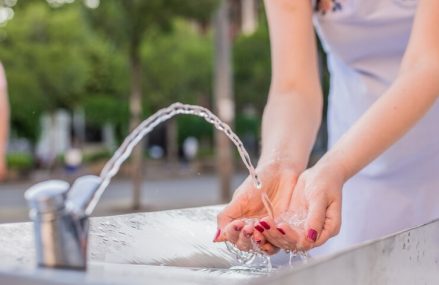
[223,212,311,271]
[225,242,272,273]
[85,103,264,216]
[276,211,309,262]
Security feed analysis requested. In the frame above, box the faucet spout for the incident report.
[66,175,102,217]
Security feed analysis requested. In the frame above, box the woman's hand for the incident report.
[256,159,345,252]
[214,162,300,254]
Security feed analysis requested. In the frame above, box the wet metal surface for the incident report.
[0,206,262,284]
[257,218,439,285]
[1,205,438,284]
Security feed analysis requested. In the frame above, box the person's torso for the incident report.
[313,0,439,181]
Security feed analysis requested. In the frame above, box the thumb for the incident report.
[305,199,327,243]
[214,204,240,242]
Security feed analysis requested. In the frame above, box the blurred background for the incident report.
[0,0,329,223]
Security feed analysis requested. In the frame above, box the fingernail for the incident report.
[255,225,265,233]
[213,229,221,242]
[244,231,252,238]
[260,221,271,230]
[277,228,286,235]
[255,240,262,244]
[307,229,318,242]
[234,225,242,231]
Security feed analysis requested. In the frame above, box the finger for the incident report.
[257,218,287,249]
[235,224,254,251]
[215,177,257,243]
[315,201,342,247]
[252,228,266,246]
[260,242,280,255]
[305,198,327,246]
[215,209,233,242]
[223,220,245,244]
[275,222,301,250]
[215,203,243,242]
[277,171,300,209]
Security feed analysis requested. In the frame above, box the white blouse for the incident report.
[312,0,439,253]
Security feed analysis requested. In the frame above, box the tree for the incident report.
[86,0,218,210]
[233,6,270,115]
[0,1,90,140]
[140,20,213,162]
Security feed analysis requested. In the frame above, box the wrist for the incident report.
[259,147,309,171]
[256,157,304,177]
[315,151,351,184]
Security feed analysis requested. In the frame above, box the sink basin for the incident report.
[1,205,438,284]
[0,206,274,285]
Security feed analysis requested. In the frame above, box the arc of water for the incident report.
[85,102,262,216]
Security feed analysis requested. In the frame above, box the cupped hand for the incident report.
[214,162,300,254]
[256,160,344,252]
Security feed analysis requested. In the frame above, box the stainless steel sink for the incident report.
[0,206,268,285]
[1,205,439,285]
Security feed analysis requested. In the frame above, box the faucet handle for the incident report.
[24,180,70,213]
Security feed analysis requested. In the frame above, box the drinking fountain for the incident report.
[24,176,102,269]
[23,103,263,270]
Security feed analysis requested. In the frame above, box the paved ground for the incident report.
[0,174,247,224]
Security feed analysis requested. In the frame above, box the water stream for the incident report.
[85,103,266,216]
[84,102,306,271]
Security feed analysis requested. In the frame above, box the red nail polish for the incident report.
[260,221,271,230]
[277,228,286,235]
[255,240,262,244]
[213,229,221,242]
[234,225,242,232]
[255,225,264,233]
[307,229,318,242]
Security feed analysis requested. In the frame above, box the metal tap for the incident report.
[25,175,102,270]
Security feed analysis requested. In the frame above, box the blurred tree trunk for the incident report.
[166,118,178,164]
[129,39,143,211]
[241,0,258,35]
[214,0,234,203]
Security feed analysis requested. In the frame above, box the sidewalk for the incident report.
[0,174,247,223]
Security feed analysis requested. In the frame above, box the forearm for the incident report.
[0,63,8,163]
[0,90,9,161]
[259,90,322,171]
[260,0,323,171]
[322,62,439,181]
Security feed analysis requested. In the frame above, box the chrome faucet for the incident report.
[25,175,102,270]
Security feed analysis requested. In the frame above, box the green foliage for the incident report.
[82,149,112,164]
[6,153,34,171]
[2,0,315,152]
[141,21,213,109]
[84,0,219,148]
[85,0,218,48]
[0,1,129,141]
[177,115,213,145]
[233,9,271,115]
[83,95,129,127]
[235,115,261,137]
[1,2,89,109]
